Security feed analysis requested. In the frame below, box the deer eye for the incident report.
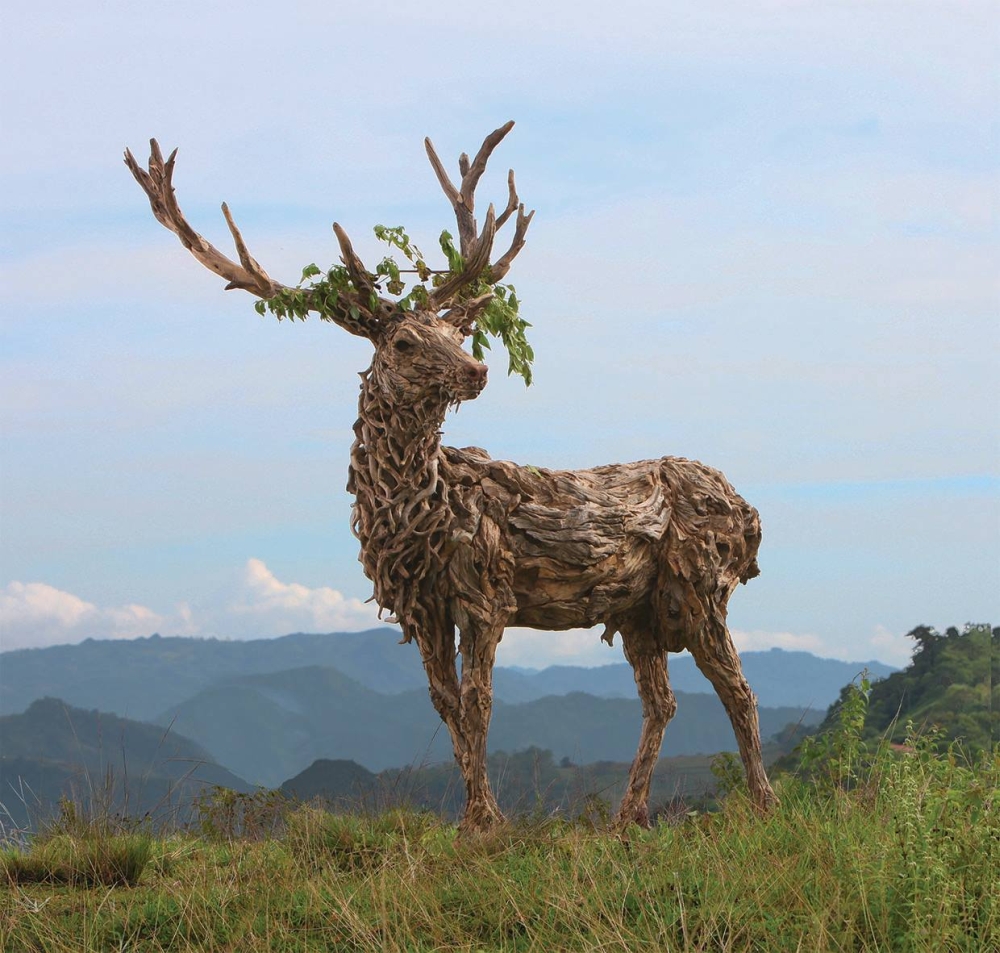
[394,338,414,353]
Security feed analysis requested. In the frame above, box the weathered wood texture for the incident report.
[126,125,778,832]
[349,317,775,828]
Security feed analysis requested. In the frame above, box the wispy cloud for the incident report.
[493,624,878,670]
[0,581,165,650]
[226,558,379,637]
[0,560,380,652]
[1,561,923,668]
[869,625,917,668]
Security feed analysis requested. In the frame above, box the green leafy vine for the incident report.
[252,225,533,385]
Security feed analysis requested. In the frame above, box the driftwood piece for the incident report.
[126,125,778,832]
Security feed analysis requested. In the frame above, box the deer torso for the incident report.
[349,351,761,653]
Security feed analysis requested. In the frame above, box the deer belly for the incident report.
[509,542,656,631]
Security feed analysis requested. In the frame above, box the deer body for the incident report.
[348,317,774,828]
[127,124,778,832]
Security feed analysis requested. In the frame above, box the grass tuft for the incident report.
[2,831,153,887]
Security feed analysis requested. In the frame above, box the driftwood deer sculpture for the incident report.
[126,123,777,831]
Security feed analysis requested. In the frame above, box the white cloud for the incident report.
[225,558,379,637]
[0,566,924,670]
[729,628,826,656]
[0,581,165,650]
[869,625,916,668]
[0,559,381,652]
[495,625,872,669]
[497,627,624,669]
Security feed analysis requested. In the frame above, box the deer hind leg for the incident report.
[456,621,505,833]
[617,627,678,828]
[689,618,778,812]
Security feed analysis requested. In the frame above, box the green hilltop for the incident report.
[812,623,997,755]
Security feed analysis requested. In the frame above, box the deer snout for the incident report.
[464,363,489,387]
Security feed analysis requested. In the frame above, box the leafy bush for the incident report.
[193,785,289,841]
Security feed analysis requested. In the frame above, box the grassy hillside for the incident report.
[2,722,995,952]
[813,623,996,755]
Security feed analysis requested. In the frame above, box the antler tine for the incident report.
[495,169,519,230]
[429,203,498,310]
[424,136,460,205]
[124,139,283,298]
[332,222,378,301]
[490,203,535,284]
[459,120,515,215]
[425,134,474,254]
[221,203,275,292]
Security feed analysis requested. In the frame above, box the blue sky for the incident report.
[1,1,997,667]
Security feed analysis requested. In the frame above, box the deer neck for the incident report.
[350,368,450,503]
[348,367,453,619]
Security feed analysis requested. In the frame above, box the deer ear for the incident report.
[440,292,494,335]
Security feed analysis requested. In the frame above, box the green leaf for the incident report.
[256,219,535,385]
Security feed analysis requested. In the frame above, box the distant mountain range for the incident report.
[0,700,764,829]
[0,630,895,795]
[150,664,822,787]
[0,628,895,719]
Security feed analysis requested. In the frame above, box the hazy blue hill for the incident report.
[155,665,823,788]
[1,629,896,721]
[280,759,378,803]
[155,667,449,787]
[494,649,896,708]
[0,629,423,720]
[491,692,819,763]
[0,698,252,830]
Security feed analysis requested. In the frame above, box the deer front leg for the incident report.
[690,620,778,812]
[617,636,677,828]
[407,621,468,777]
[457,622,505,833]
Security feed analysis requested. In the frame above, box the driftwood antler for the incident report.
[126,127,534,336]
[424,121,535,310]
[124,140,284,298]
[124,140,395,339]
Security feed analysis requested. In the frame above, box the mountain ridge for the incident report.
[0,629,897,720]
[0,698,253,830]
[151,663,822,787]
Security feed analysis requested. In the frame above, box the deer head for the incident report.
[373,316,489,410]
[124,123,534,413]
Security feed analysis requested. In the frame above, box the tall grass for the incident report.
[2,685,996,951]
